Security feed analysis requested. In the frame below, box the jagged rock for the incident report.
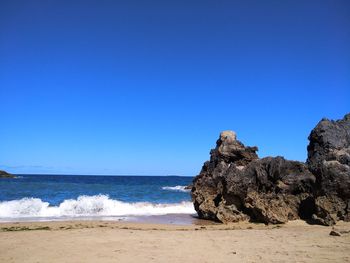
[191,132,315,224]
[184,185,193,190]
[191,113,350,226]
[0,170,14,178]
[307,113,350,225]
[215,130,258,166]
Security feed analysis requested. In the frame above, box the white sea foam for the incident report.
[161,185,190,192]
[0,195,195,219]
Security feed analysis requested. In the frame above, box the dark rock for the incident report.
[192,131,315,224]
[0,170,14,178]
[307,113,350,225]
[185,184,192,190]
[329,230,341,236]
[191,113,350,226]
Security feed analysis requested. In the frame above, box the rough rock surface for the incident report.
[0,170,14,178]
[192,132,315,224]
[307,113,350,225]
[192,114,350,226]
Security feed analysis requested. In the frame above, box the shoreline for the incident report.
[1,216,349,231]
[0,213,210,226]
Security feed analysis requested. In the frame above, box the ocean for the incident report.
[0,175,196,222]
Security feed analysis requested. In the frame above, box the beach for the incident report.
[1,219,349,263]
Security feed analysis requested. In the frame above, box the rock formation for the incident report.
[192,114,350,226]
[307,113,350,225]
[0,170,14,178]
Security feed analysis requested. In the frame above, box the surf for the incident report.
[0,194,195,220]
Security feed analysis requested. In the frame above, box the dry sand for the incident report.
[0,220,349,263]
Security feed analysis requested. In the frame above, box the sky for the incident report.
[0,0,349,176]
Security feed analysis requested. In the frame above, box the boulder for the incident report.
[307,113,350,225]
[191,113,350,225]
[192,132,315,224]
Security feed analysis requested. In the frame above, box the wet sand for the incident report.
[0,219,349,263]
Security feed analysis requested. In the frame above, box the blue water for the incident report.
[0,175,195,220]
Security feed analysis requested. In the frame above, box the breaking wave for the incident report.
[0,195,195,219]
[161,185,190,192]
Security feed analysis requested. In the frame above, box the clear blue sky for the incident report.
[1,0,349,176]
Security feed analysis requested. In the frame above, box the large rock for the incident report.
[192,113,350,226]
[192,132,315,224]
[0,170,14,178]
[307,113,350,225]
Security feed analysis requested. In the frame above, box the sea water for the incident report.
[0,175,195,222]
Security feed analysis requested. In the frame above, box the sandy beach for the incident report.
[0,219,349,263]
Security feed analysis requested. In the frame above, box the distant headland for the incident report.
[0,170,14,178]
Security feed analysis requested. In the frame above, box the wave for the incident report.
[161,185,190,192]
[0,195,195,219]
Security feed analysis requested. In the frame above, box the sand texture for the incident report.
[0,220,349,263]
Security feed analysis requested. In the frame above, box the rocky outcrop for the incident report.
[307,114,350,225]
[192,114,350,226]
[192,131,316,224]
[0,170,14,178]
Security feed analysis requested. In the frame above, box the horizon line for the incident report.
[14,173,195,177]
